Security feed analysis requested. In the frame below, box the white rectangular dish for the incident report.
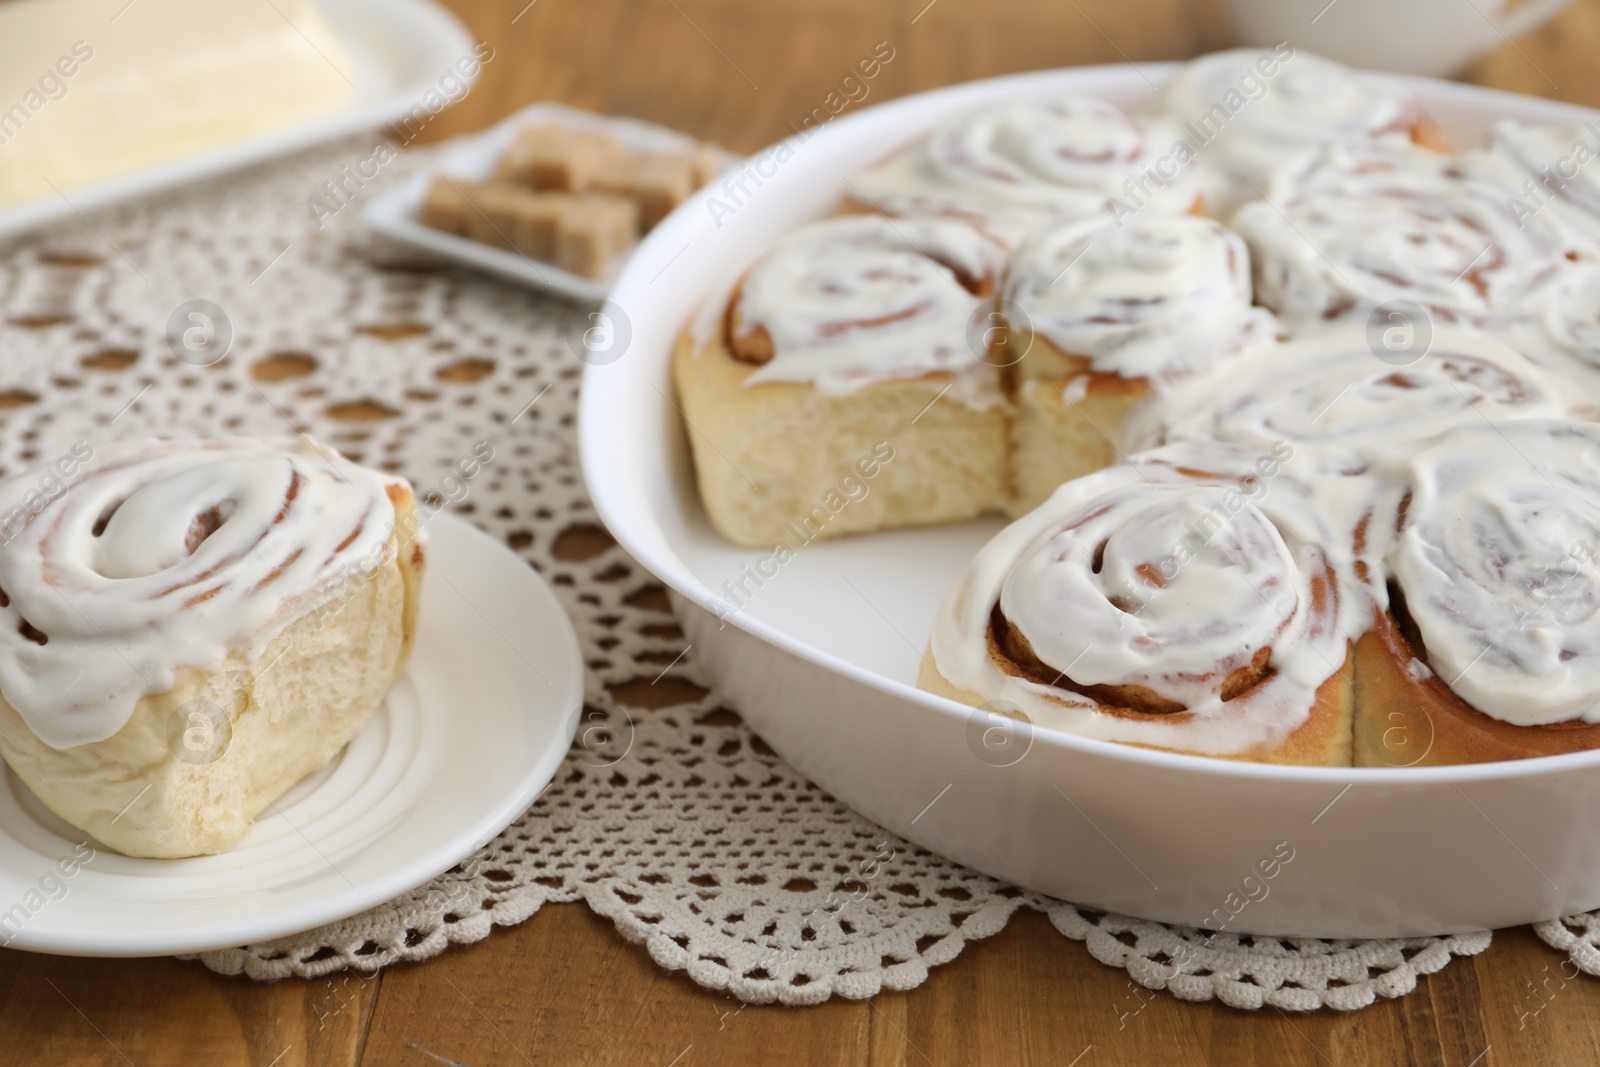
[364,103,735,301]
[0,0,474,243]
[580,62,1600,938]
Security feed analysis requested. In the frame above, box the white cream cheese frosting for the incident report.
[1484,118,1600,242]
[728,215,1007,396]
[1004,213,1276,385]
[850,93,1200,245]
[1392,420,1600,726]
[1156,47,1426,217]
[1492,263,1600,403]
[1232,143,1593,332]
[1124,327,1578,469]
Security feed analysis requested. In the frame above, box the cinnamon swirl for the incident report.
[1232,143,1592,332]
[846,94,1202,245]
[1002,213,1277,514]
[1354,420,1600,765]
[922,445,1358,764]
[675,215,1010,547]
[0,438,424,857]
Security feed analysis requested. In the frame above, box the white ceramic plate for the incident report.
[364,103,737,301]
[0,513,582,956]
[0,0,475,243]
[582,62,1600,938]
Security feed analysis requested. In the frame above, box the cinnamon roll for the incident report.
[846,94,1202,245]
[1231,143,1591,332]
[674,215,1011,547]
[1002,213,1277,514]
[922,446,1358,764]
[1156,47,1443,218]
[0,438,424,857]
[1355,420,1600,765]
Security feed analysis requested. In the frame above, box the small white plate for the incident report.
[0,0,476,243]
[0,513,582,957]
[364,103,736,301]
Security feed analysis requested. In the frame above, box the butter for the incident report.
[0,0,354,208]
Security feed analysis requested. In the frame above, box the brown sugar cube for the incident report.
[595,153,697,231]
[453,183,573,261]
[418,176,475,235]
[495,124,621,191]
[502,192,572,261]
[555,194,638,279]
[461,183,522,249]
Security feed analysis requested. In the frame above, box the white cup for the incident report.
[1225,0,1572,77]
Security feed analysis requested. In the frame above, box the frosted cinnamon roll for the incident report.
[1002,213,1277,513]
[1355,420,1600,765]
[1156,48,1442,218]
[1232,143,1591,332]
[0,437,424,857]
[676,215,1011,547]
[1127,327,1578,475]
[846,94,1202,245]
[922,445,1358,764]
[725,215,1006,391]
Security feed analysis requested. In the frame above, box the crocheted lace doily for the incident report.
[0,136,1568,1011]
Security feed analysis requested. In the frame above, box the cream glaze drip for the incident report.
[1156,48,1422,216]
[851,94,1199,245]
[1004,213,1277,384]
[1231,143,1592,331]
[0,437,404,749]
[732,215,1006,396]
[928,444,1356,756]
[1393,420,1600,725]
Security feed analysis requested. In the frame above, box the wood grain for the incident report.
[0,951,379,1066]
[8,0,1600,1064]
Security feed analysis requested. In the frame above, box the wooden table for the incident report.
[8,1,1600,1063]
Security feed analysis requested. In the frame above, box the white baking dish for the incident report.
[580,62,1600,938]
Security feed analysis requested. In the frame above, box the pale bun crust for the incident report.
[673,327,1008,548]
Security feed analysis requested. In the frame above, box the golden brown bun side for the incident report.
[918,643,1355,767]
[1353,609,1600,767]
[672,328,1009,548]
[0,489,422,858]
[1007,334,1150,517]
